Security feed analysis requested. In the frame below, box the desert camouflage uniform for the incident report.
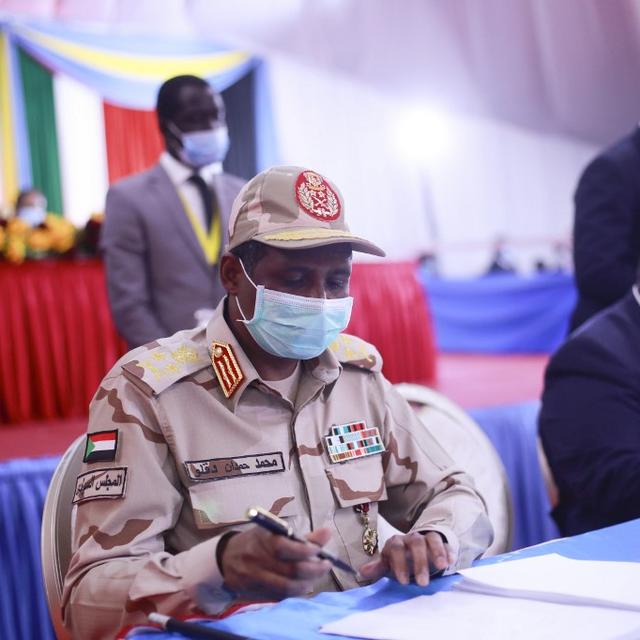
[62,299,492,638]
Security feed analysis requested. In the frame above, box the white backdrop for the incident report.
[2,0,632,273]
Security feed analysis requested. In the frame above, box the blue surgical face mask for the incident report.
[169,122,229,168]
[17,205,46,227]
[236,261,353,360]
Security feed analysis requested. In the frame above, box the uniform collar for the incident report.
[205,298,342,412]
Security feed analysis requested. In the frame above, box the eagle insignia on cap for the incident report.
[295,171,341,221]
[210,342,244,398]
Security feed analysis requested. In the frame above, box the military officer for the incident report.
[62,166,492,638]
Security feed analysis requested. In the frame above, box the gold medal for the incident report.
[354,503,378,556]
[362,526,378,556]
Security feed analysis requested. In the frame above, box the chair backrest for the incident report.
[391,383,513,556]
[41,436,85,640]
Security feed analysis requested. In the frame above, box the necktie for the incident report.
[188,173,216,230]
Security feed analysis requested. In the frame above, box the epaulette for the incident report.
[121,335,210,396]
[328,333,383,373]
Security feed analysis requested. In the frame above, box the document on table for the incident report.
[455,553,640,611]
[321,554,640,640]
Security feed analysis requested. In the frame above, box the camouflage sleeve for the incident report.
[377,377,493,571]
[61,372,231,639]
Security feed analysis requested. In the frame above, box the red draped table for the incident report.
[0,260,435,425]
[348,261,436,386]
[0,260,126,424]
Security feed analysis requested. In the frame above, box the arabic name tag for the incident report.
[185,451,285,482]
[324,421,385,464]
[73,467,128,504]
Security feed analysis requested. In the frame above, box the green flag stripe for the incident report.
[18,49,63,214]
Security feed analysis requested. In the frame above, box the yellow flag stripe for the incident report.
[0,33,18,205]
[15,26,250,80]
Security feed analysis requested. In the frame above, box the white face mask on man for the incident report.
[235,260,353,360]
[168,121,230,168]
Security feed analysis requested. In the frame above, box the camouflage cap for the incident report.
[226,166,385,257]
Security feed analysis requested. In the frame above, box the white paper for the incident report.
[455,554,640,611]
[320,591,640,640]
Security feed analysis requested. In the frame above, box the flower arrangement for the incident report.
[0,214,84,263]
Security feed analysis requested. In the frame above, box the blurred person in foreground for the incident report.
[101,74,244,349]
[62,165,492,638]
[539,268,640,535]
[570,127,640,330]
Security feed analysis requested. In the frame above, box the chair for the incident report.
[387,383,513,556]
[41,436,85,640]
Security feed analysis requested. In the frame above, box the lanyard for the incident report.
[179,193,221,265]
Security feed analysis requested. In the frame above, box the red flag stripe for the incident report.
[90,432,117,443]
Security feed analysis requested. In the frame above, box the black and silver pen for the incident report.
[246,506,356,574]
[148,612,249,639]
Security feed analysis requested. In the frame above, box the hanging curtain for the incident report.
[103,102,164,184]
[2,20,269,216]
[0,33,16,206]
[17,49,63,214]
[11,23,254,110]
[221,68,257,179]
[53,74,109,225]
[1,29,32,207]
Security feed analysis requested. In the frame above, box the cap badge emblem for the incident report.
[295,171,341,221]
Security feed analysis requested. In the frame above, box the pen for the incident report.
[246,506,356,574]
[148,612,249,639]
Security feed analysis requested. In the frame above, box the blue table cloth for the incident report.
[420,270,577,353]
[126,518,640,639]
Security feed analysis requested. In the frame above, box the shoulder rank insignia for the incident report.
[329,334,382,372]
[211,341,244,398]
[324,420,385,463]
[122,338,209,396]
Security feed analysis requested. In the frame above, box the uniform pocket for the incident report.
[187,474,298,531]
[325,455,388,581]
[325,454,388,508]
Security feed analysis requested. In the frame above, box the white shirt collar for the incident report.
[632,284,640,307]
[159,151,223,186]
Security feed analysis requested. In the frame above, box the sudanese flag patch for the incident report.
[83,430,118,463]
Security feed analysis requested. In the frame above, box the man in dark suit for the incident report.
[570,127,640,330]
[539,280,640,536]
[101,75,245,348]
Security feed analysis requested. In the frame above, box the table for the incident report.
[0,260,436,424]
[420,270,577,353]
[127,518,640,639]
[0,260,126,424]
[347,262,436,386]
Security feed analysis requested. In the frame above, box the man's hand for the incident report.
[220,526,333,598]
[359,531,455,586]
